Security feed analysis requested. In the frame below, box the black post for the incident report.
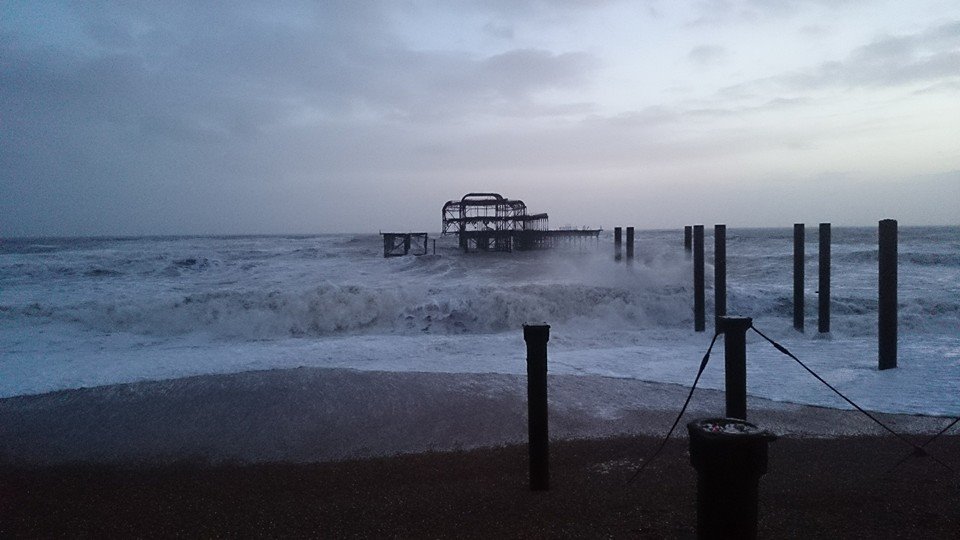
[523,324,550,490]
[688,418,775,540]
[793,224,805,332]
[684,225,692,253]
[714,225,726,334]
[625,227,634,263]
[719,316,751,420]
[818,223,830,333]
[614,227,622,262]
[879,219,897,370]
[694,225,705,332]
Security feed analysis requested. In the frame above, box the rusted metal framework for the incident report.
[441,192,598,252]
[381,232,428,257]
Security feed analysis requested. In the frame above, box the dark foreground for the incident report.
[2,435,958,538]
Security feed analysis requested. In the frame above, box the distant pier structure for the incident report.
[381,232,429,257]
[442,192,601,253]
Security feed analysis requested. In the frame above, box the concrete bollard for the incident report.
[688,418,776,540]
[523,324,550,490]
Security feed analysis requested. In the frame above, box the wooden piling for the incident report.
[626,227,634,262]
[614,227,622,262]
[694,225,705,332]
[793,223,805,332]
[523,324,550,490]
[818,223,830,333]
[714,225,726,334]
[879,219,897,370]
[684,226,692,252]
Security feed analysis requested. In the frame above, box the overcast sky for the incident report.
[2,0,958,236]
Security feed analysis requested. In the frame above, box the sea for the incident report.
[1,227,958,417]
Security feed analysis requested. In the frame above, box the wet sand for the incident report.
[0,367,952,464]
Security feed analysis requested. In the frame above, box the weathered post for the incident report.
[614,227,623,262]
[719,316,751,420]
[879,219,897,370]
[523,324,550,490]
[714,224,726,334]
[818,223,830,333]
[793,223,805,332]
[625,227,635,263]
[694,225,705,332]
[684,225,692,253]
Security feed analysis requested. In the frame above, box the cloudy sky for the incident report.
[2,0,958,236]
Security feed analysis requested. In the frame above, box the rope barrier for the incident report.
[750,324,955,474]
[624,321,956,484]
[627,331,720,485]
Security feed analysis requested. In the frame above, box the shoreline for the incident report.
[1,366,954,466]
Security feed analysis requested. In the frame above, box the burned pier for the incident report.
[442,193,600,252]
[381,232,429,257]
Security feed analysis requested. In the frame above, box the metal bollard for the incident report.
[523,324,550,491]
[688,418,776,540]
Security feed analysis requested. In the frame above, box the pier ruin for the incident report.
[442,192,600,252]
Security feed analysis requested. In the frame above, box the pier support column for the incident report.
[626,227,635,263]
[879,220,897,370]
[793,224,805,332]
[684,226,692,253]
[614,227,622,262]
[524,324,550,490]
[818,223,830,333]
[714,225,726,334]
[694,225,705,332]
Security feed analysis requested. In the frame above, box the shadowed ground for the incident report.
[1,436,957,537]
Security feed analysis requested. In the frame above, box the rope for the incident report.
[627,331,721,485]
[750,324,955,473]
[887,416,960,473]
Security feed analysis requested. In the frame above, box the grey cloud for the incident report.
[482,21,514,39]
[688,45,726,65]
[782,21,960,90]
[689,0,871,27]
[714,20,960,97]
[0,1,602,235]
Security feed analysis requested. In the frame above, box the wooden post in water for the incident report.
[523,324,550,490]
[818,223,830,333]
[626,227,635,263]
[879,219,898,370]
[793,224,805,332]
[684,226,692,253]
[614,227,623,262]
[719,316,752,420]
[714,225,726,334]
[694,225,705,332]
